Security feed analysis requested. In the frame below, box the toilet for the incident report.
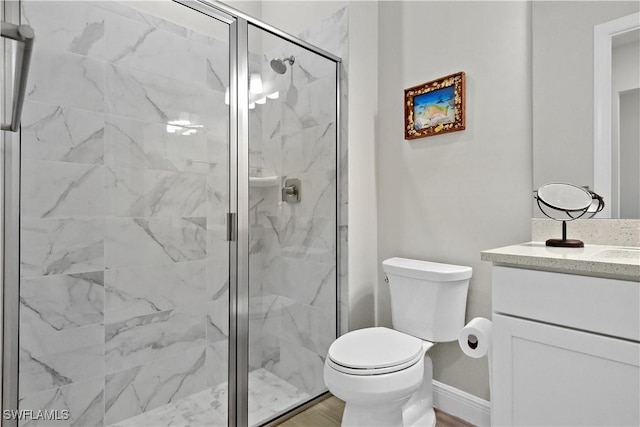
[324,257,472,427]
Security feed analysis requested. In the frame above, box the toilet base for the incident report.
[337,354,436,427]
[342,400,406,427]
[404,408,435,427]
[402,355,435,427]
[341,400,435,427]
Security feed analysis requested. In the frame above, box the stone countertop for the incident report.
[481,242,640,281]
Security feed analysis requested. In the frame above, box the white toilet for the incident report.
[324,257,472,427]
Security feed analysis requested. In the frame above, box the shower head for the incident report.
[270,55,295,74]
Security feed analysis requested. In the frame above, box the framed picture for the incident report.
[404,71,466,140]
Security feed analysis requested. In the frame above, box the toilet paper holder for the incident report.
[466,334,479,350]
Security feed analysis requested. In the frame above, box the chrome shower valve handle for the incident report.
[282,178,301,203]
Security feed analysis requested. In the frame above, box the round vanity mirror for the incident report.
[534,183,605,248]
[537,183,593,212]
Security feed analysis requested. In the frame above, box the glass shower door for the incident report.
[246,24,338,426]
[15,2,231,425]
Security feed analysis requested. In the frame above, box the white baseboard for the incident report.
[433,380,491,427]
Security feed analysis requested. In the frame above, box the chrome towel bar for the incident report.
[1,21,34,132]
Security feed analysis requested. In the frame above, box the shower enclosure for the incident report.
[1,1,342,426]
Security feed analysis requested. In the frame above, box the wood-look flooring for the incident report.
[277,395,475,427]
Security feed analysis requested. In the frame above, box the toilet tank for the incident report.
[382,257,472,342]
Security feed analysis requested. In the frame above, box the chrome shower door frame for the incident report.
[226,7,342,425]
[2,1,23,424]
[199,2,342,425]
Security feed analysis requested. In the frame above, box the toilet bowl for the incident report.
[324,258,472,427]
[324,327,436,427]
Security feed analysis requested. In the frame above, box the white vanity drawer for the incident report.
[492,266,640,341]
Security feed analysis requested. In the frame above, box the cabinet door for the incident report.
[492,314,640,427]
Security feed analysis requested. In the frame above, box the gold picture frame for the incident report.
[404,71,466,140]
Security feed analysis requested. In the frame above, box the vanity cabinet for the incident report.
[491,266,640,427]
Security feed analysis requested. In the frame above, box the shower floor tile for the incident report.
[110,368,311,427]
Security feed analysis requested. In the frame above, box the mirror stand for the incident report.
[546,221,584,248]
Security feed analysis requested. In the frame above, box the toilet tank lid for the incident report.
[382,257,472,281]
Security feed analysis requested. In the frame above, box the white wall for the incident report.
[376,1,532,400]
[345,1,378,330]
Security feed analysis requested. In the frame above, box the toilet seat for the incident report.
[327,351,424,375]
[327,327,430,376]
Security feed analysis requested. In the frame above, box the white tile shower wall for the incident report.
[248,7,348,397]
[18,2,229,425]
[301,6,350,336]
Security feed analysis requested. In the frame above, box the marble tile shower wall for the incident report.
[300,6,349,337]
[18,2,229,425]
[247,7,348,398]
